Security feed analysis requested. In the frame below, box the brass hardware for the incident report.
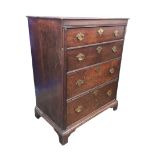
[76,79,84,87]
[107,90,112,97]
[76,32,84,41]
[75,105,83,113]
[109,67,115,74]
[92,90,98,96]
[95,66,100,73]
[96,46,103,54]
[76,53,85,61]
[97,28,104,36]
[114,30,119,37]
[112,46,117,53]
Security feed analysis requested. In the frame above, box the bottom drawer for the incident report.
[67,80,118,125]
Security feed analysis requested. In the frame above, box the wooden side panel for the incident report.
[28,18,65,129]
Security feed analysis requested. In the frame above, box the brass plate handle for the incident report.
[97,28,104,36]
[75,105,83,113]
[109,67,115,74]
[92,90,98,96]
[96,46,103,54]
[114,30,119,37]
[95,66,100,73]
[76,53,85,61]
[107,90,112,97]
[76,32,84,41]
[112,46,117,53]
[76,79,84,87]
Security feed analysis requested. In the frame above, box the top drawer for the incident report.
[65,26,125,48]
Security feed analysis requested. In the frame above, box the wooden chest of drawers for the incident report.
[27,17,128,145]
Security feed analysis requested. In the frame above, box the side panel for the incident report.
[28,18,65,129]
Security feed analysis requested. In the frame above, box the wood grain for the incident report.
[28,18,66,129]
[28,17,128,145]
[67,58,121,98]
[67,80,118,125]
[65,26,125,47]
[63,18,128,26]
[67,40,123,71]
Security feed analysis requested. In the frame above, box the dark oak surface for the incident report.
[65,26,125,47]
[28,17,128,145]
[67,58,121,98]
[67,80,118,125]
[63,19,128,26]
[67,40,124,71]
[27,16,128,26]
[28,18,66,129]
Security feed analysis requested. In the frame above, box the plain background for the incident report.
[0,0,155,154]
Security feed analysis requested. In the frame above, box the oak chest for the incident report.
[27,17,128,145]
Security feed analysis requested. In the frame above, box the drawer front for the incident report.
[67,81,118,125]
[67,40,123,71]
[67,58,121,98]
[65,26,125,48]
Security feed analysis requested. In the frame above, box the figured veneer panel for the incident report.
[65,26,124,48]
[67,40,123,71]
[67,58,121,99]
[67,80,118,125]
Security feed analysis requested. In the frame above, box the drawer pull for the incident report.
[109,67,115,74]
[92,90,98,96]
[96,46,103,54]
[112,46,117,53]
[75,105,83,113]
[76,79,85,87]
[97,28,104,36]
[107,90,112,97]
[95,66,100,73]
[76,32,85,41]
[76,53,85,61]
[114,30,119,37]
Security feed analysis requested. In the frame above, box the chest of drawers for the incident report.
[27,17,128,145]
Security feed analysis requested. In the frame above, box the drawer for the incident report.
[65,26,125,48]
[67,58,121,98]
[67,80,118,125]
[67,40,123,71]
